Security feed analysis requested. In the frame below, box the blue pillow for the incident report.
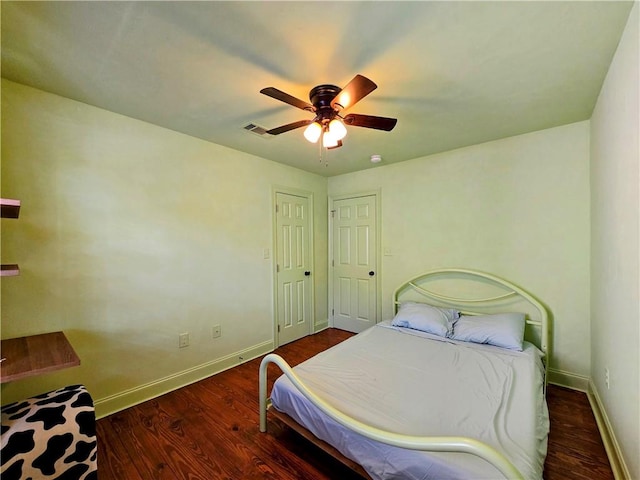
[391,302,460,337]
[450,313,526,351]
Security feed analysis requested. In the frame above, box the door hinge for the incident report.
[331,210,335,218]
[277,324,280,333]
[332,308,334,316]
[276,264,280,273]
[331,259,334,267]
[275,204,279,213]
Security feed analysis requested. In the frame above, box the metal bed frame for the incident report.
[259,268,550,480]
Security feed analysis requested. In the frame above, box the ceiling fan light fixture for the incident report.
[328,118,347,141]
[327,139,343,150]
[322,129,340,148]
[303,121,322,143]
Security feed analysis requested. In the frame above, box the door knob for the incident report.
[304,271,311,276]
[369,271,375,276]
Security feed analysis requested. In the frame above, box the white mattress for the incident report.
[270,322,549,480]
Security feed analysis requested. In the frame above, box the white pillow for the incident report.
[450,312,526,351]
[391,302,459,337]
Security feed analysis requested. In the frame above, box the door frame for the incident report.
[328,190,382,328]
[272,185,316,348]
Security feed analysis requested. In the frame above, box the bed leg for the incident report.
[259,354,270,433]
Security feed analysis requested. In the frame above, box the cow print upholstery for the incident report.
[1,384,97,480]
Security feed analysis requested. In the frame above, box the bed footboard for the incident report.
[259,353,525,480]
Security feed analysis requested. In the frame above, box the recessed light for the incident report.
[370,154,382,163]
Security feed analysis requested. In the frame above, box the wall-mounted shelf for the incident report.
[1,264,20,277]
[1,198,21,219]
[1,198,21,275]
[1,332,80,383]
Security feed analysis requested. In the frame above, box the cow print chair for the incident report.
[1,384,97,480]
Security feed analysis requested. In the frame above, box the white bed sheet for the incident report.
[270,322,549,480]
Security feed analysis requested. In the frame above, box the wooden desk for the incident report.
[1,332,80,383]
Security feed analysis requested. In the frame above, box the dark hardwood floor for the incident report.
[96,329,613,479]
[544,385,613,480]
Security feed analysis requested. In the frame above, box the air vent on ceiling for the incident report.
[243,123,269,137]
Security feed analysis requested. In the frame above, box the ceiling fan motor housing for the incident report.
[309,84,341,122]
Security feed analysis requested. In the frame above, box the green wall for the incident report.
[329,121,591,379]
[590,3,639,478]
[1,79,328,415]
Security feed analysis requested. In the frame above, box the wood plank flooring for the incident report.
[96,329,613,479]
[545,384,614,480]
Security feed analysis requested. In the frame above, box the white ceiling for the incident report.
[1,1,633,177]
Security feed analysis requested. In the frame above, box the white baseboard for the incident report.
[94,340,274,419]
[547,368,590,391]
[587,381,631,480]
[314,319,329,333]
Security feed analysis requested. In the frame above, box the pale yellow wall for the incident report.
[0,79,328,414]
[329,122,591,377]
[590,3,639,478]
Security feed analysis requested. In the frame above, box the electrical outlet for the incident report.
[212,324,221,338]
[179,332,190,348]
[605,368,610,389]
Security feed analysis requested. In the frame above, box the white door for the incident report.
[332,195,377,333]
[275,192,312,346]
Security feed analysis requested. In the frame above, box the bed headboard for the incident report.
[393,268,550,360]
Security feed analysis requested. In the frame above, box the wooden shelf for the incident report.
[1,332,80,383]
[1,198,21,219]
[0,264,20,276]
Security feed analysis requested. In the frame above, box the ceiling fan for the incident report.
[260,74,397,149]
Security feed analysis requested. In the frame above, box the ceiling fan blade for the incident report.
[343,113,397,131]
[331,74,377,111]
[266,119,312,135]
[260,87,314,112]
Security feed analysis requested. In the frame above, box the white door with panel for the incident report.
[276,192,312,346]
[332,195,378,333]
